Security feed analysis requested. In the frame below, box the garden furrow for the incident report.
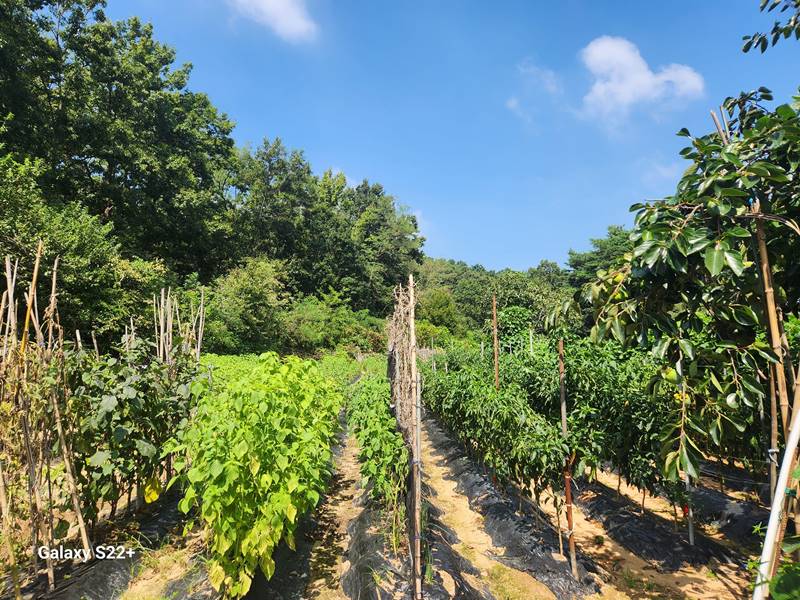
[420,416,563,600]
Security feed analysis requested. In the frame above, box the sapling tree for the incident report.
[584,88,800,481]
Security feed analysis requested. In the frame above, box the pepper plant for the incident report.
[346,375,409,550]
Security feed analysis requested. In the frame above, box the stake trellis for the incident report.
[388,274,423,600]
[0,245,205,597]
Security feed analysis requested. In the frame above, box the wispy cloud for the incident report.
[517,58,562,96]
[227,0,318,42]
[580,36,704,122]
[505,96,532,124]
[505,58,561,126]
[640,158,684,186]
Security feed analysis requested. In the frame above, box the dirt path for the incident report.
[420,420,558,600]
[537,484,750,599]
[303,432,363,599]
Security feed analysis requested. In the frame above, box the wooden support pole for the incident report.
[492,294,499,391]
[770,364,778,503]
[50,388,92,557]
[754,404,800,599]
[408,274,423,600]
[684,473,695,547]
[558,339,578,579]
[754,218,791,435]
[0,458,22,600]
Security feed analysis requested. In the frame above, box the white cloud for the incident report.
[505,95,533,124]
[580,36,703,121]
[517,58,562,96]
[228,0,318,42]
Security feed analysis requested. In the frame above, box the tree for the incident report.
[417,287,463,334]
[0,148,161,339]
[0,2,236,279]
[567,225,633,288]
[529,259,570,288]
[584,89,800,481]
[743,0,800,52]
[203,258,287,354]
[348,185,424,312]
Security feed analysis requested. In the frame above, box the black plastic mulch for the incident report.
[575,480,745,572]
[422,415,600,600]
[690,485,768,553]
[422,487,494,600]
[339,492,410,599]
[23,490,194,600]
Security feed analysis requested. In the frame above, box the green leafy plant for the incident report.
[63,336,198,525]
[167,353,342,598]
[346,375,409,549]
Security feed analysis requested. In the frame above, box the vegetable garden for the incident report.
[3,2,800,599]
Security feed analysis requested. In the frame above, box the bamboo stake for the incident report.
[196,288,205,363]
[15,242,44,577]
[753,215,791,435]
[753,404,800,599]
[408,274,422,600]
[0,457,22,599]
[492,294,499,391]
[50,385,92,557]
[770,365,779,503]
[684,473,695,547]
[558,339,578,578]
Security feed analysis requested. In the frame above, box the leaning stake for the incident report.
[558,339,578,579]
[408,274,423,600]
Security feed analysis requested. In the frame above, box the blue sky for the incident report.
[107,0,799,271]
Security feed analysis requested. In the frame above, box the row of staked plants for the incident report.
[0,329,200,579]
[318,351,410,552]
[345,373,409,551]
[63,337,199,526]
[422,345,567,500]
[421,333,746,508]
[166,353,343,599]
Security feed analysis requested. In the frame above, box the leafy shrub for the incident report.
[417,286,464,333]
[169,353,342,598]
[203,258,287,354]
[282,290,384,354]
[63,337,198,524]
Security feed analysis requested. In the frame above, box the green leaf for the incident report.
[704,246,724,276]
[677,339,694,360]
[135,439,157,458]
[724,251,745,276]
[88,450,110,467]
[99,395,118,415]
[233,438,249,459]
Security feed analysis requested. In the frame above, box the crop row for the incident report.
[423,336,761,501]
[423,362,567,499]
[168,353,342,598]
[346,374,409,544]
